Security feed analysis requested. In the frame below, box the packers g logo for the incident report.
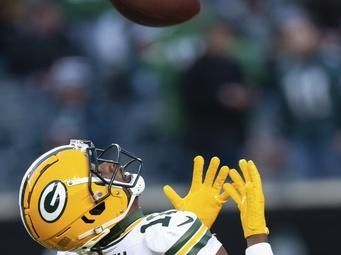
[39,181,67,222]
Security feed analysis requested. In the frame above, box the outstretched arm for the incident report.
[163,156,230,229]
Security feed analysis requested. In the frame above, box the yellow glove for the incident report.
[163,156,230,229]
[223,159,269,238]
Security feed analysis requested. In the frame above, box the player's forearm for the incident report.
[245,234,273,255]
[246,234,268,247]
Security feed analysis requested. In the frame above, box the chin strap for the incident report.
[129,174,145,196]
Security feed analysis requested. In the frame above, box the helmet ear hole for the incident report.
[81,216,95,224]
[89,202,106,215]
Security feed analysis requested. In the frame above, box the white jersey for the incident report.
[57,209,222,255]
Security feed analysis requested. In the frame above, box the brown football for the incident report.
[109,0,201,27]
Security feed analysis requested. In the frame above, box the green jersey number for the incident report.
[140,210,177,233]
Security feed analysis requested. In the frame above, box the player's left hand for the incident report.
[163,156,230,229]
[223,159,269,238]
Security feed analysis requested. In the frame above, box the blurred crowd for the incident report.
[0,0,341,192]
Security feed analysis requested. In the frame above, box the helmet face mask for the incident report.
[83,140,143,204]
[19,139,145,252]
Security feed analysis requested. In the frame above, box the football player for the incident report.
[19,139,272,255]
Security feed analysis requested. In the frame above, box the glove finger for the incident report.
[223,183,241,206]
[204,156,220,187]
[230,169,246,196]
[245,182,258,208]
[213,165,230,192]
[218,189,230,203]
[190,155,204,191]
[239,159,251,183]
[247,160,264,197]
[163,185,182,209]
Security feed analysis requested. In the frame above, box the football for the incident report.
[110,0,201,27]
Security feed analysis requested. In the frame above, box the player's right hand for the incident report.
[163,156,230,229]
[223,159,269,238]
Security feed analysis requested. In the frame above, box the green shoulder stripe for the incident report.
[165,218,202,255]
[187,230,212,255]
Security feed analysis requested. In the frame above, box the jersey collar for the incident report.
[96,209,144,248]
